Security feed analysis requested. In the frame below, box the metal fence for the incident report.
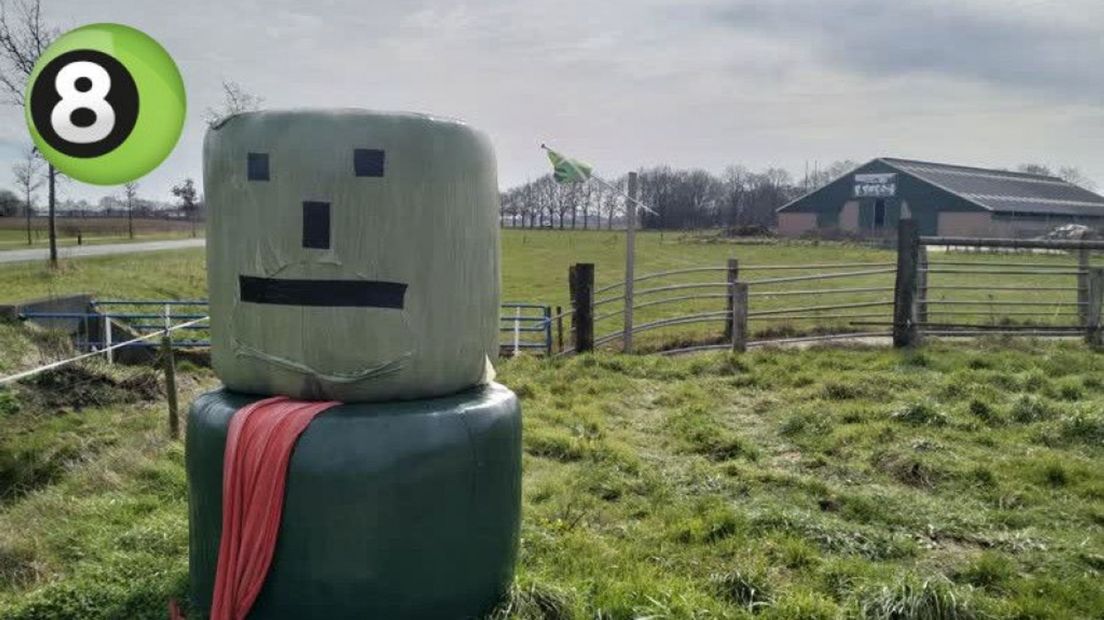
[19,300,556,358]
[561,224,1104,355]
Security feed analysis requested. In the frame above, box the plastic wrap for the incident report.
[187,384,522,619]
[203,109,500,402]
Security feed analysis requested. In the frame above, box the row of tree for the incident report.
[499,161,859,231]
[0,153,204,241]
[501,161,1097,231]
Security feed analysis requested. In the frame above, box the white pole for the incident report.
[513,307,521,357]
[104,316,113,364]
[164,303,171,332]
[623,171,639,353]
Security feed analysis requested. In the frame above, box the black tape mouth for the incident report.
[239,276,407,309]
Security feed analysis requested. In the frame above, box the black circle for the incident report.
[70,107,96,128]
[29,49,140,158]
[74,76,92,92]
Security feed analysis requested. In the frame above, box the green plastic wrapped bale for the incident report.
[204,110,501,402]
[186,384,521,619]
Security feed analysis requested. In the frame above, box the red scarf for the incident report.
[208,396,340,620]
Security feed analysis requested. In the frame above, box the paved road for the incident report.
[0,238,206,264]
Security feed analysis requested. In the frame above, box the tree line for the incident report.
[500,161,859,231]
[501,161,1098,232]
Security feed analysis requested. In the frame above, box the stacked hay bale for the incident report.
[186,110,521,619]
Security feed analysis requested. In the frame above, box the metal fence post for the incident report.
[1086,267,1104,348]
[543,305,553,356]
[917,245,928,326]
[724,258,739,340]
[103,317,113,363]
[1078,248,1090,327]
[623,172,639,353]
[570,263,594,353]
[731,281,748,352]
[512,307,521,357]
[893,219,920,347]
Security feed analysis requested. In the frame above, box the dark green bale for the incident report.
[186,383,521,619]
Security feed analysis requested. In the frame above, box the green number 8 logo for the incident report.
[25,23,184,185]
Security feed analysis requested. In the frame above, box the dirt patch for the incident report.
[18,365,162,413]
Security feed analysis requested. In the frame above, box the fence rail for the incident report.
[19,300,558,358]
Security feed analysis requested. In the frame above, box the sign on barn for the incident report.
[854,173,897,198]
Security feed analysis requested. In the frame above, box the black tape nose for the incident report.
[302,201,331,249]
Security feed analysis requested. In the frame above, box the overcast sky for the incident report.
[1,0,1102,204]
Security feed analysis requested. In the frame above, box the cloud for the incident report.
[0,0,1100,202]
[710,0,1104,101]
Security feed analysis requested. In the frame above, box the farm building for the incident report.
[777,157,1104,238]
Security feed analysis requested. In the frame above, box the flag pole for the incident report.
[539,144,655,354]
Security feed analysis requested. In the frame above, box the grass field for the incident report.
[0,217,200,251]
[0,230,1091,350]
[0,327,1101,618]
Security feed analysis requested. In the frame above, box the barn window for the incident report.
[873,200,886,228]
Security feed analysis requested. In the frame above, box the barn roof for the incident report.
[880,158,1104,217]
[777,157,1104,217]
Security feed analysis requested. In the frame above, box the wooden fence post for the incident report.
[570,263,594,353]
[1078,249,1090,326]
[555,305,564,353]
[161,304,179,439]
[731,281,748,352]
[1085,267,1104,348]
[724,258,739,340]
[893,219,920,347]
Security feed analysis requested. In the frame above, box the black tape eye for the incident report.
[247,152,269,181]
[354,149,384,177]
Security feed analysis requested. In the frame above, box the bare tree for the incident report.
[205,80,264,126]
[1056,166,1096,190]
[171,178,199,237]
[123,181,139,239]
[0,0,60,265]
[11,145,41,244]
[1017,163,1053,177]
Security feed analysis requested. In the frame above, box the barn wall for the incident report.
[776,160,986,237]
[938,212,993,236]
[778,213,817,236]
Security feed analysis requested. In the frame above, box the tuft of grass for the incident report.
[858,576,978,620]
[952,553,1015,592]
[712,567,774,611]
[967,399,1002,426]
[1057,410,1104,445]
[1009,395,1054,424]
[890,400,947,426]
[488,583,573,620]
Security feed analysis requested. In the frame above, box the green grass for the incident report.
[0,329,1101,618]
[0,230,1099,616]
[0,214,201,252]
[0,230,1089,351]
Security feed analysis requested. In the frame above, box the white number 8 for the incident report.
[50,61,115,144]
